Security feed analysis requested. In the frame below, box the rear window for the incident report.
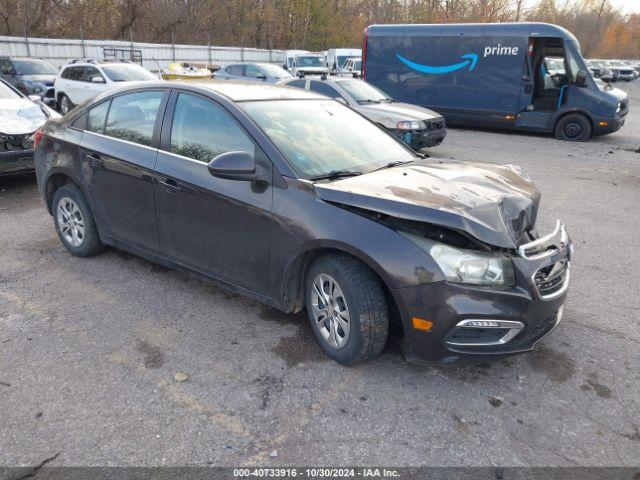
[104,91,164,146]
[101,64,155,82]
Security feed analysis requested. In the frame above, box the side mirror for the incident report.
[91,76,106,83]
[575,70,588,87]
[208,151,268,183]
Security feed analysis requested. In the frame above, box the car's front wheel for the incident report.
[554,113,592,141]
[52,185,104,257]
[58,94,73,115]
[305,253,389,365]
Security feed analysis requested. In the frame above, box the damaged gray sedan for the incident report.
[34,81,571,365]
[1,79,58,176]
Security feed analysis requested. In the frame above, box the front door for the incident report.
[154,91,273,295]
[80,89,168,252]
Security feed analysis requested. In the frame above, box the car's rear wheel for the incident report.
[52,185,103,257]
[554,113,592,142]
[305,253,388,365]
[58,94,73,115]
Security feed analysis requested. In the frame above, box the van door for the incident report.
[435,24,483,122]
[475,27,529,126]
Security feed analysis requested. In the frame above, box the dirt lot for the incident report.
[1,82,639,468]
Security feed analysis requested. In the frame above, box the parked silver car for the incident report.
[215,63,292,83]
[279,76,446,150]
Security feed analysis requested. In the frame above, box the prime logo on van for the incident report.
[396,53,478,74]
[397,44,518,75]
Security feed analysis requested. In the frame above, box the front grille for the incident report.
[534,259,568,297]
[426,119,444,131]
[0,134,32,152]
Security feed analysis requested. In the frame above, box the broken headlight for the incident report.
[400,231,515,286]
[396,120,426,130]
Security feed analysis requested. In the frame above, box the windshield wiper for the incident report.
[309,169,362,181]
[357,99,382,104]
[370,160,415,172]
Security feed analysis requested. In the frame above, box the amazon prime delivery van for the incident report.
[362,22,628,141]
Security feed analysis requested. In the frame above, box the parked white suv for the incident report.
[55,60,156,114]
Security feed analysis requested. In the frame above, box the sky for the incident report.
[610,0,640,13]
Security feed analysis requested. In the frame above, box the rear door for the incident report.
[154,91,273,295]
[80,89,169,253]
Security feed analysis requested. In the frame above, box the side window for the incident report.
[170,93,255,162]
[286,80,307,89]
[309,81,340,99]
[227,65,244,76]
[105,91,164,146]
[65,67,82,81]
[87,101,110,133]
[82,66,103,83]
[245,64,263,78]
[0,59,12,74]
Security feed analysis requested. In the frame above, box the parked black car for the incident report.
[34,81,572,365]
[279,76,446,150]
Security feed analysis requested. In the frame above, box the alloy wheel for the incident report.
[56,197,85,247]
[310,273,351,349]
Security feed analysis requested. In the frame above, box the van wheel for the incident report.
[58,94,73,114]
[52,185,104,257]
[554,113,592,141]
[305,253,388,365]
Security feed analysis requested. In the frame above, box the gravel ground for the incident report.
[1,82,639,468]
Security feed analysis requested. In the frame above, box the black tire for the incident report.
[58,93,73,115]
[52,184,104,257]
[554,113,592,142]
[305,253,388,365]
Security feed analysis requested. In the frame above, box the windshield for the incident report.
[241,100,414,179]
[339,80,389,103]
[101,64,156,82]
[353,60,362,70]
[337,56,357,68]
[0,81,21,99]
[260,64,292,79]
[296,56,324,68]
[13,60,57,75]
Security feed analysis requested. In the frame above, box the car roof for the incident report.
[93,80,326,102]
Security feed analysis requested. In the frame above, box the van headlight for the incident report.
[396,120,426,130]
[616,102,621,114]
[399,231,515,286]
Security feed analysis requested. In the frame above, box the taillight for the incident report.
[362,26,369,80]
[34,129,44,149]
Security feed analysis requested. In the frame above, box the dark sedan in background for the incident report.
[33,81,571,365]
[279,76,446,150]
[0,56,58,106]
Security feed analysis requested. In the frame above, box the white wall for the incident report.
[0,36,286,72]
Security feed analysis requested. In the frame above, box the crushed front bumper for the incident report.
[0,149,35,175]
[391,119,447,150]
[394,221,572,364]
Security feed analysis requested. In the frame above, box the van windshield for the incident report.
[337,56,356,68]
[241,99,415,179]
[296,56,324,68]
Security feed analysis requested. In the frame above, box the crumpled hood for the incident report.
[357,102,443,128]
[0,98,48,135]
[314,162,541,249]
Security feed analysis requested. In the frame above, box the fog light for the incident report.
[598,121,608,127]
[464,320,502,328]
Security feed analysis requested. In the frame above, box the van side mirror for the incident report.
[208,151,269,183]
[92,76,106,83]
[575,70,588,87]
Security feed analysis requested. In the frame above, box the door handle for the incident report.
[158,178,182,193]
[85,153,103,166]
